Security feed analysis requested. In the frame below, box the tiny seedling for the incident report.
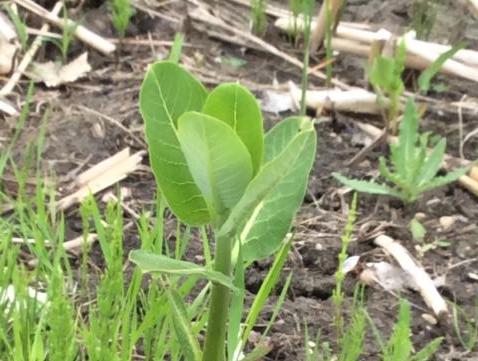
[110,0,133,40]
[250,0,268,35]
[411,0,440,40]
[4,5,28,51]
[369,39,464,132]
[368,40,406,134]
[133,61,317,361]
[300,0,314,115]
[60,5,77,63]
[334,98,469,203]
[332,193,357,339]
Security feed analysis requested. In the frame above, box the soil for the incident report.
[1,0,477,360]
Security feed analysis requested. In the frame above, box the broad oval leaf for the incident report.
[139,61,210,225]
[218,118,316,262]
[177,112,253,220]
[239,117,317,261]
[202,83,264,174]
[129,250,236,290]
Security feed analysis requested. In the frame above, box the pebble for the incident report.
[415,212,427,221]
[439,216,456,231]
[422,313,438,325]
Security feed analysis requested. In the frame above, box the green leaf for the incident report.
[409,218,426,242]
[168,32,185,63]
[239,117,316,261]
[129,250,236,290]
[397,98,420,182]
[217,118,315,261]
[378,157,407,190]
[418,42,465,93]
[241,237,292,355]
[202,83,264,174]
[411,337,443,361]
[165,289,202,361]
[177,112,253,219]
[418,167,469,193]
[333,173,402,198]
[384,300,412,361]
[139,61,210,225]
[417,138,446,186]
[370,56,396,90]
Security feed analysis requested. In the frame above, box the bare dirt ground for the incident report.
[1,0,477,360]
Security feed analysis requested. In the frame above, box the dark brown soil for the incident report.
[1,0,477,360]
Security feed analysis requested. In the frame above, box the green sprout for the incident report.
[134,61,317,361]
[110,0,133,40]
[250,0,267,35]
[334,98,469,203]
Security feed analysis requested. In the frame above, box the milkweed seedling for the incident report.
[334,98,469,204]
[133,61,317,361]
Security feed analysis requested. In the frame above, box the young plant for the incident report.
[332,193,357,339]
[300,0,314,115]
[368,40,406,134]
[334,98,469,203]
[133,61,317,361]
[60,6,77,63]
[4,5,28,51]
[368,300,443,361]
[250,0,267,35]
[110,0,133,39]
[411,0,439,40]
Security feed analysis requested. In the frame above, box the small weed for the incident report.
[411,0,440,40]
[250,0,268,35]
[4,5,28,51]
[334,98,469,203]
[110,0,133,39]
[332,193,357,339]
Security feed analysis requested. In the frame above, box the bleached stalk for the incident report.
[14,0,115,55]
[0,2,63,98]
[375,235,448,319]
[310,0,344,52]
[289,85,387,114]
[276,17,478,69]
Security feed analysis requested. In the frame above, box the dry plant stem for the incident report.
[374,235,448,319]
[57,148,144,210]
[0,12,18,42]
[469,0,478,14]
[0,2,63,98]
[470,166,478,182]
[276,17,478,74]
[188,2,351,89]
[14,0,116,55]
[0,98,19,116]
[290,85,388,114]
[310,0,344,52]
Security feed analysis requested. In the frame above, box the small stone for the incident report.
[415,212,426,221]
[439,216,456,231]
[422,313,438,325]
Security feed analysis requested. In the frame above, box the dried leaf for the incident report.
[28,52,91,87]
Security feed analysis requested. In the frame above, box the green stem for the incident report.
[202,233,232,361]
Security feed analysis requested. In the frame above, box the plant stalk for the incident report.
[202,233,233,361]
